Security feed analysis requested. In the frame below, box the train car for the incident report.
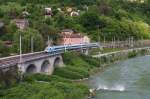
[44,43,99,53]
[88,43,100,48]
[44,45,65,53]
[67,44,87,50]
[44,46,53,53]
[53,45,65,51]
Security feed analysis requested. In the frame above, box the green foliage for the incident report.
[128,50,138,58]
[0,22,18,41]
[54,68,84,79]
[140,49,147,55]
[0,2,23,18]
[80,54,100,67]
[0,82,65,99]
[57,52,101,80]
[55,13,76,29]
[0,66,18,89]
[12,28,44,53]
[0,75,88,99]
[65,66,90,77]
[23,73,71,83]
[80,12,101,30]
[100,18,150,40]
[0,41,10,57]
[0,0,150,46]
[38,23,60,43]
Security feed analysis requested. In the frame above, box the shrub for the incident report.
[80,54,100,67]
[54,68,84,79]
[140,49,147,55]
[128,50,138,58]
[65,66,90,78]
[23,74,70,83]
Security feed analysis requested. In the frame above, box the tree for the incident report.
[0,22,18,41]
[6,21,18,34]
[12,28,44,53]
[38,24,60,44]
[0,2,23,18]
[0,66,18,88]
[97,0,112,15]
[0,22,6,36]
[80,12,101,30]
[0,41,10,57]
[55,13,75,29]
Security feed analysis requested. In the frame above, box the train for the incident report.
[44,43,99,53]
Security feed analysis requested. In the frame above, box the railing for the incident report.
[99,40,150,48]
[0,51,45,60]
[93,47,150,58]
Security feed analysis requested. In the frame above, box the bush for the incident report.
[140,49,147,55]
[23,73,70,83]
[54,68,84,79]
[65,66,90,78]
[54,82,88,99]
[0,41,10,57]
[80,54,100,67]
[62,52,80,65]
[128,50,138,58]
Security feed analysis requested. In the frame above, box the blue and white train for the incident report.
[44,43,99,53]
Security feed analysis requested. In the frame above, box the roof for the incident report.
[60,33,84,38]
[62,29,74,33]
[13,19,28,22]
[3,41,12,44]
[45,8,52,11]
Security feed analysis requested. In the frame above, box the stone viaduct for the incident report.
[0,47,91,75]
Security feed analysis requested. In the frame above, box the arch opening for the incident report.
[26,64,36,73]
[53,57,61,68]
[41,60,50,73]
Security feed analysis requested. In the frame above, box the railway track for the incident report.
[0,51,46,69]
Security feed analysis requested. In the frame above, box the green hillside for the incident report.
[0,0,150,55]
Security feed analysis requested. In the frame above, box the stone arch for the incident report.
[41,60,50,73]
[26,64,37,73]
[53,57,62,68]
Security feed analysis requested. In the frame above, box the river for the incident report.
[87,55,150,99]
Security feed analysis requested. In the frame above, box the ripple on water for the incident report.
[97,84,125,92]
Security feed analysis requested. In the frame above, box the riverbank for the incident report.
[0,47,150,99]
[72,47,150,98]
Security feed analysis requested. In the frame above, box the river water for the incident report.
[87,55,150,99]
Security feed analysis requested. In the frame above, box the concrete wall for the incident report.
[93,47,150,64]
